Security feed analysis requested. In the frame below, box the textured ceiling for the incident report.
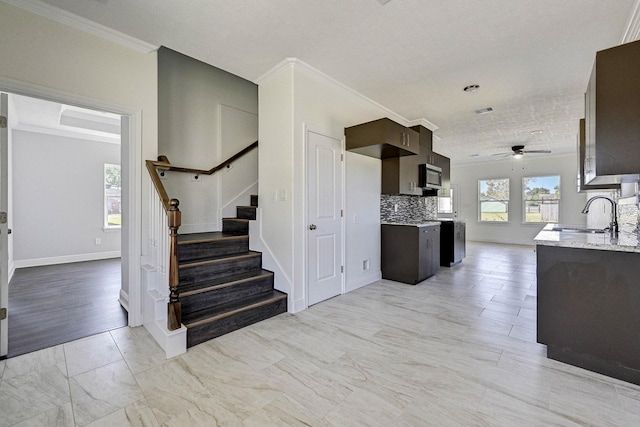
[28,0,640,163]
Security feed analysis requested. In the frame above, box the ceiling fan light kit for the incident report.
[492,144,552,159]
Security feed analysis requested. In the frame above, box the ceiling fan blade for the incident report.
[522,150,552,154]
[491,152,511,156]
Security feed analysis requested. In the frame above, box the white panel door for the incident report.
[1,93,8,357]
[307,130,343,306]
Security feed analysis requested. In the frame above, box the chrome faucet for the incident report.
[581,195,618,235]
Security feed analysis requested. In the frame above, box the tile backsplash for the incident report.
[619,203,639,233]
[381,194,438,223]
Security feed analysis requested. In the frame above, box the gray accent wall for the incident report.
[158,47,259,233]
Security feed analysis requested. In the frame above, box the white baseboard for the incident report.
[119,289,129,312]
[292,298,306,313]
[13,251,121,269]
[346,271,382,293]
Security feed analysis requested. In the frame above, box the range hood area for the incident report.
[345,117,419,159]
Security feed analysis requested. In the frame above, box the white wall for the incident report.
[258,59,417,312]
[12,130,121,264]
[0,1,157,326]
[158,47,258,233]
[452,153,588,245]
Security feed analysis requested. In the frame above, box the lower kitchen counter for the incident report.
[535,223,640,386]
[381,223,440,284]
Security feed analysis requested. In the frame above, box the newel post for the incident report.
[167,198,182,330]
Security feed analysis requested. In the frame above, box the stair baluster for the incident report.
[167,199,182,330]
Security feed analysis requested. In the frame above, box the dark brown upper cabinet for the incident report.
[577,118,619,192]
[345,117,419,159]
[381,125,450,195]
[584,40,640,185]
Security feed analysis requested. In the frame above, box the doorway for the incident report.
[0,91,131,358]
[306,128,344,306]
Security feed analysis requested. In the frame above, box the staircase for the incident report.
[177,196,287,347]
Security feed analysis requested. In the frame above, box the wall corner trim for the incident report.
[1,0,158,53]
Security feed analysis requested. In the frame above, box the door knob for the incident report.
[309,224,317,230]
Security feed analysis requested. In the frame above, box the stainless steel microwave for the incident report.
[419,164,442,189]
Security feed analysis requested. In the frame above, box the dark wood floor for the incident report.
[7,258,127,357]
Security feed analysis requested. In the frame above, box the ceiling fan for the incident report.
[492,145,552,159]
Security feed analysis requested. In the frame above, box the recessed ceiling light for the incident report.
[469,154,479,157]
[530,130,543,135]
[474,107,493,115]
[463,84,480,93]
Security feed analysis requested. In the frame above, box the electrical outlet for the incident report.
[272,190,278,201]
[95,238,101,245]
[362,259,370,271]
[279,189,288,201]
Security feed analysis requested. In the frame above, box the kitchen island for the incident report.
[534,223,640,385]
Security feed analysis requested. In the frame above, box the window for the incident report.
[523,176,560,223]
[104,164,121,229]
[438,187,453,214]
[479,178,509,222]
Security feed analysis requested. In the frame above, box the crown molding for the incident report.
[1,0,157,53]
[256,57,438,131]
[621,0,640,43]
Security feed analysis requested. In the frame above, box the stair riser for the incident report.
[236,206,257,220]
[179,237,249,262]
[187,297,287,347]
[179,255,262,285]
[181,274,274,313]
[222,219,249,233]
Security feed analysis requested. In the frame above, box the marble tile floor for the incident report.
[2,242,640,426]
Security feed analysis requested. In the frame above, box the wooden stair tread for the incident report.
[183,290,287,327]
[178,231,247,244]
[179,250,261,268]
[179,269,273,296]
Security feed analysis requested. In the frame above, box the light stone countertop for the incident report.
[381,221,441,227]
[534,223,640,253]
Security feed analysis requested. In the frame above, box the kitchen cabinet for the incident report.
[439,220,465,267]
[345,117,419,159]
[577,119,620,192]
[584,39,640,185]
[537,244,640,385]
[381,125,450,195]
[381,223,440,284]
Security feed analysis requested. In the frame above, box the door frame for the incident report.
[303,123,345,308]
[0,76,143,327]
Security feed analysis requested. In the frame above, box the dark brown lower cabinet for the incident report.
[381,223,440,284]
[537,244,640,385]
[439,220,465,267]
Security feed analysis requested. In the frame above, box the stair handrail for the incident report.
[145,140,259,331]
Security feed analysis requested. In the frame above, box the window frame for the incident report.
[478,178,510,223]
[104,163,122,230]
[522,175,561,224]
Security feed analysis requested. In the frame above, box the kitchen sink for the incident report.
[550,227,606,234]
